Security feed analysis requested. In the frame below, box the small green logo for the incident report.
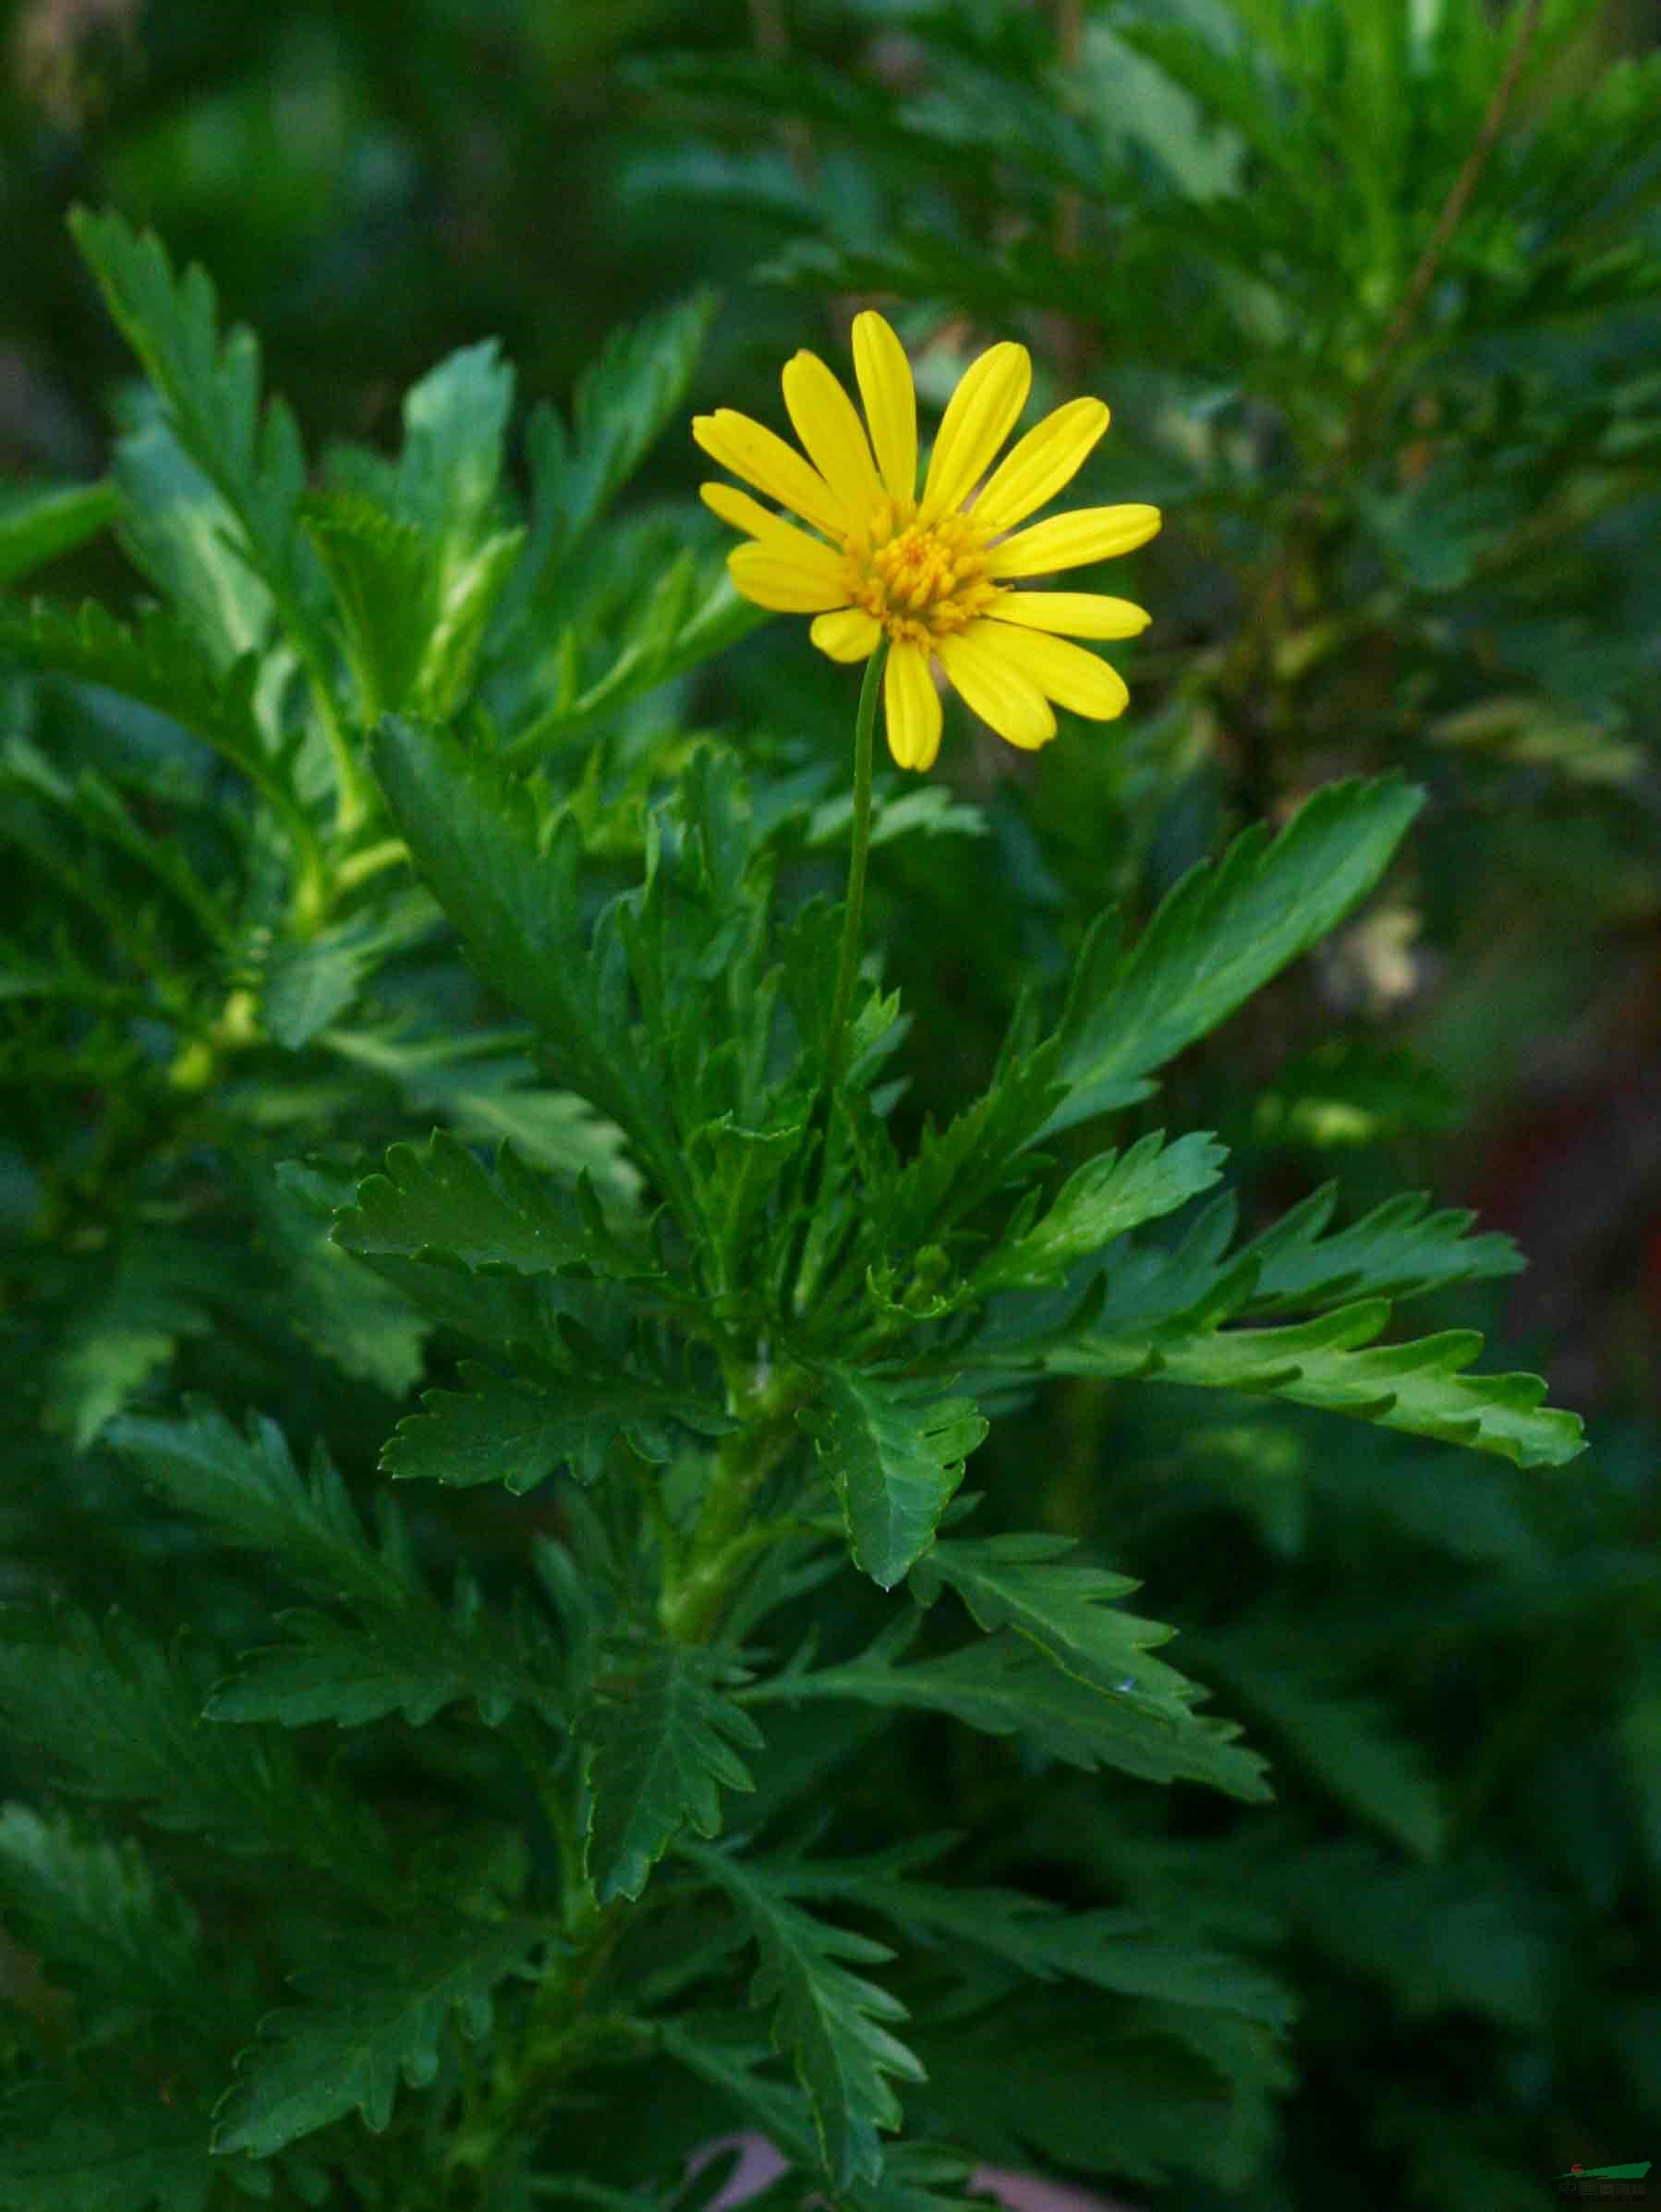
[1560,2165,1652,2182]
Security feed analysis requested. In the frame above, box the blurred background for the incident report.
[3,1,1658,2205]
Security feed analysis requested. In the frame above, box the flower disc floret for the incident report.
[844,508,998,647]
[694,314,1159,772]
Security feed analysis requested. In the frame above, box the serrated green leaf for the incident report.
[503,558,763,760]
[303,493,433,721]
[1,735,226,942]
[1047,777,1423,1134]
[370,716,688,1208]
[879,1045,1065,1258]
[391,339,515,572]
[909,1985,1283,2190]
[0,598,273,794]
[971,1130,1228,1294]
[0,1806,202,2021]
[1194,1641,1446,1856]
[258,890,438,1051]
[69,209,317,620]
[0,1605,385,1878]
[522,292,715,574]
[747,1628,1269,1802]
[43,1238,218,1449]
[861,1878,1293,2030]
[798,1369,988,1589]
[333,1130,651,1282]
[1040,1297,1584,1467]
[912,1532,1210,1717]
[212,1917,547,2155]
[258,1161,430,1396]
[319,1023,641,1204]
[679,1845,923,2189]
[1237,1185,1523,1313]
[583,1643,761,1902]
[0,2083,215,2212]
[0,480,116,588]
[111,417,274,668]
[383,1354,730,1494]
[205,1599,527,1731]
[107,1400,558,1729]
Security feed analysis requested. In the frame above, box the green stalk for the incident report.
[824,644,886,1097]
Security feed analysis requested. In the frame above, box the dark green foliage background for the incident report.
[1,2,1657,2208]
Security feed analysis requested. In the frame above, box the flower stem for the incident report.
[825,644,886,1096]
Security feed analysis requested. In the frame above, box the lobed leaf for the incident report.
[798,1368,988,1590]
[679,1845,924,2189]
[212,1917,548,2155]
[582,1643,762,1902]
[1046,777,1424,1134]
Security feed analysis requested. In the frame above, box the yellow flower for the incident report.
[693,313,1159,772]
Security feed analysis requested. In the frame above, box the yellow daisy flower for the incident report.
[693,313,1159,772]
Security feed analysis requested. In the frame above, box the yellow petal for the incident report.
[883,641,943,771]
[988,590,1150,639]
[920,341,1032,526]
[984,624,1130,720]
[729,538,850,614]
[811,607,883,662]
[692,409,851,541]
[936,624,1057,750]
[782,351,884,517]
[986,504,1162,578]
[700,481,786,541]
[972,398,1109,536]
[852,311,917,505]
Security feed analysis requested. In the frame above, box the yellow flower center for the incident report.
[843,501,997,646]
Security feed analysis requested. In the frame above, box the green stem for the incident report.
[824,645,886,1098]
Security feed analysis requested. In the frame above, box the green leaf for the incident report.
[332,1130,651,1282]
[749,1626,1269,1802]
[383,1352,731,1494]
[107,1400,558,1728]
[1,735,226,942]
[0,1605,384,1878]
[582,1642,762,1902]
[302,493,432,720]
[0,598,274,796]
[0,480,116,588]
[1195,1641,1446,1857]
[370,716,685,1203]
[679,1845,923,2189]
[1046,777,1424,1134]
[69,208,316,618]
[258,891,438,1051]
[304,491,525,722]
[909,1985,1283,2191]
[798,1369,988,1590]
[1040,1297,1584,1468]
[503,558,763,760]
[0,1806,202,2023]
[971,1130,1228,1294]
[257,1161,429,1396]
[912,1532,1218,1718]
[1236,1185,1523,1313]
[0,2083,216,2212]
[859,1878,1292,2030]
[111,418,273,668]
[319,1024,640,1203]
[212,1916,547,2155]
[43,1237,218,1450]
[390,339,515,573]
[522,292,716,573]
[879,1045,1065,1258]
